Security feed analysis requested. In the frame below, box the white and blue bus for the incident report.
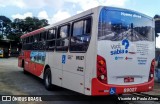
[18,6,155,95]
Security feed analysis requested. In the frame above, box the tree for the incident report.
[8,17,49,42]
[40,19,49,27]
[22,17,49,33]
[0,16,12,37]
[7,18,23,42]
[154,15,160,19]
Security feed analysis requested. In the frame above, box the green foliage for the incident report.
[7,33,21,42]
[0,16,12,36]
[154,15,160,19]
[0,16,11,24]
[22,17,48,32]
[0,16,49,42]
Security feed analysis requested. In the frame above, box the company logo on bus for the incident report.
[110,39,129,55]
[115,56,124,60]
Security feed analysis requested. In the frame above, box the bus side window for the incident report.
[84,18,91,34]
[41,32,46,41]
[34,35,38,42]
[70,18,92,52]
[56,25,69,52]
[46,28,56,50]
[26,37,29,43]
[26,37,30,50]
[30,36,34,43]
[39,33,42,41]
[47,29,56,40]
[29,36,33,50]
[22,38,26,50]
[38,32,46,50]
[22,39,24,44]
[22,38,24,44]
[32,34,39,50]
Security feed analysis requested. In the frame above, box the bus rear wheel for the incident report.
[44,68,53,90]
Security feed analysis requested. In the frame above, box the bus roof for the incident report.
[21,6,153,39]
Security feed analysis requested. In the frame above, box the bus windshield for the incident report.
[98,8,154,41]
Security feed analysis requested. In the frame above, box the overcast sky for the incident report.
[0,0,160,47]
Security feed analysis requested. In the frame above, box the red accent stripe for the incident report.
[23,51,44,77]
[21,28,45,39]
[91,78,154,96]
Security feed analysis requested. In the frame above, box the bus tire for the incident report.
[44,68,53,90]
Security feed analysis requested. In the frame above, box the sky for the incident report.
[0,0,160,47]
[0,0,159,23]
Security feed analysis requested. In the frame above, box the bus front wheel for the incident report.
[44,68,53,90]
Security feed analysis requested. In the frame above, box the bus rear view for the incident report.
[92,7,155,95]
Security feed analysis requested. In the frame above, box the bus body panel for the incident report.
[97,41,154,85]
[27,51,46,77]
[18,54,24,68]
[35,64,44,77]
[49,52,64,87]
[63,53,85,75]
[62,71,84,93]
[29,61,35,74]
[24,51,31,72]
[51,68,62,87]
[47,52,62,86]
[93,7,155,95]
[84,8,100,95]
[62,53,85,94]
[49,52,63,70]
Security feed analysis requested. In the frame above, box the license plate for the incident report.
[124,77,134,83]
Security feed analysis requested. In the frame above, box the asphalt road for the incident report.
[0,58,159,104]
[0,58,125,104]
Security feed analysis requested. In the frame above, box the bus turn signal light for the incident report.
[148,59,155,81]
[98,60,105,66]
[97,55,107,84]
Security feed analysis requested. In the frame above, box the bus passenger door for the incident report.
[62,53,85,94]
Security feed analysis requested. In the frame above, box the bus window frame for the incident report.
[39,31,47,42]
[69,17,92,53]
[46,27,57,50]
[56,24,70,52]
